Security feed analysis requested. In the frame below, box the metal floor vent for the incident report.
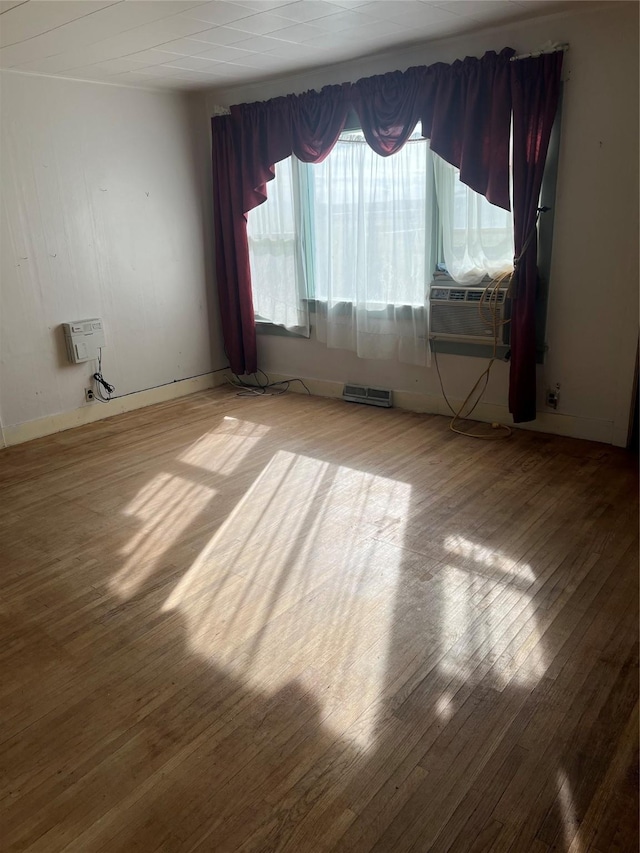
[343,384,393,408]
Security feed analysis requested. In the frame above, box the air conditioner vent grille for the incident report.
[429,283,509,345]
[465,290,505,303]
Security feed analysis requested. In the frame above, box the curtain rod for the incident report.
[510,43,569,61]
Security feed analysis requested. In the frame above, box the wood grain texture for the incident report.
[1,388,637,853]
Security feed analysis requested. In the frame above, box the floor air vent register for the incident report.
[342,385,393,408]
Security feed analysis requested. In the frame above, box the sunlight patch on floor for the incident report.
[439,536,546,689]
[435,690,454,721]
[557,768,583,852]
[111,473,215,599]
[179,416,270,476]
[162,450,412,748]
[444,535,536,583]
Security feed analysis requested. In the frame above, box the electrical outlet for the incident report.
[85,388,94,403]
[546,384,560,409]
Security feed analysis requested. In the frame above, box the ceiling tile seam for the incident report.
[0,0,218,64]
[2,7,298,72]
[5,24,251,73]
[31,29,380,80]
[0,65,176,93]
[112,59,239,79]
[0,0,124,49]
[12,34,261,76]
[7,10,367,77]
[179,1,273,25]
[56,44,280,79]
[211,11,312,36]
[1,2,455,71]
[0,0,28,17]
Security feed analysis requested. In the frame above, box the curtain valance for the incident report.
[226,48,514,215]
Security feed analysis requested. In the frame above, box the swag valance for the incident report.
[211,47,563,422]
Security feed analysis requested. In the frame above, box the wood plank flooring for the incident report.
[1,388,637,852]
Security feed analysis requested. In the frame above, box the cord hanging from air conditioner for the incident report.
[434,272,512,439]
[433,208,548,440]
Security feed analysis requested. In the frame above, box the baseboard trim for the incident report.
[2,371,229,447]
[4,369,616,448]
[261,372,615,445]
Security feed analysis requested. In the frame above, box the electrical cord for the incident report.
[432,209,548,440]
[93,348,115,403]
[226,368,311,397]
[433,271,512,440]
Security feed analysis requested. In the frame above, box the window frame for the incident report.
[251,108,560,362]
[303,126,436,312]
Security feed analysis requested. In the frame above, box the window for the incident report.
[246,157,308,335]
[433,153,514,285]
[311,129,433,308]
[247,125,514,363]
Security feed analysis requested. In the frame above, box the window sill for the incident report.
[255,321,309,339]
[303,298,426,314]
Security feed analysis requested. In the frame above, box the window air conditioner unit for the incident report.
[429,283,510,345]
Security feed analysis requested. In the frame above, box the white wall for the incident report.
[0,73,225,441]
[206,2,639,446]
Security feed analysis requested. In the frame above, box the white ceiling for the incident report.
[0,0,576,91]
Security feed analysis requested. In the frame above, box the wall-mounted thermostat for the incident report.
[62,318,105,364]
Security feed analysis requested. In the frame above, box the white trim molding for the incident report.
[2,371,230,447]
[2,369,617,448]
[252,372,615,445]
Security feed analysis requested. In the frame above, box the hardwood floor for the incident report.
[1,388,637,852]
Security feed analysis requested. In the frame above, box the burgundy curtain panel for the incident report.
[211,115,257,377]
[421,50,514,210]
[509,52,563,422]
[211,46,562,415]
[212,85,351,374]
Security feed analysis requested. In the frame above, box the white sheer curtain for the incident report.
[246,141,514,355]
[247,158,309,335]
[433,153,514,284]
[311,131,435,366]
